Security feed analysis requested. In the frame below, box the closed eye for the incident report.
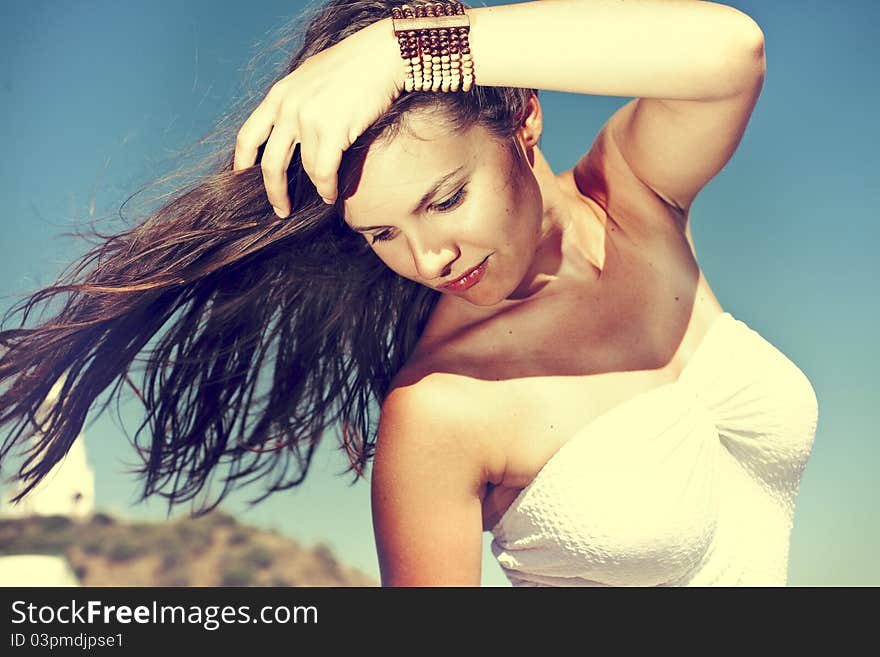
[368,186,468,244]
[431,186,467,213]
[370,230,395,243]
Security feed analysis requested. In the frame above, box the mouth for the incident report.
[440,256,489,292]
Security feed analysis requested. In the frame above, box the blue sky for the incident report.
[1,0,877,586]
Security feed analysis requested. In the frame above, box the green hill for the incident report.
[0,510,377,586]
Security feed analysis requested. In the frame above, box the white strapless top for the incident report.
[489,311,819,586]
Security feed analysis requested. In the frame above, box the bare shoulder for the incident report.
[377,288,512,490]
[377,370,505,489]
[371,372,501,585]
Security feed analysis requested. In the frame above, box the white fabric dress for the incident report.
[489,312,819,586]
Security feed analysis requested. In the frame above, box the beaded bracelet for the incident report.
[391,2,474,93]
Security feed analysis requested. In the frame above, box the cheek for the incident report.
[513,177,544,239]
[371,243,418,278]
[496,186,537,248]
[493,162,536,228]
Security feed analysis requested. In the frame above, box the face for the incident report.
[340,113,546,307]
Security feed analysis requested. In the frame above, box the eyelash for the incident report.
[369,187,467,244]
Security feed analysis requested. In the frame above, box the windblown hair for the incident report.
[0,0,537,515]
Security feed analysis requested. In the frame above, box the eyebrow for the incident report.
[347,165,467,233]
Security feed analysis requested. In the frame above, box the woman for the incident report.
[0,0,818,587]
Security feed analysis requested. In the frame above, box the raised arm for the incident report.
[458,0,767,215]
[239,0,765,221]
[453,0,762,98]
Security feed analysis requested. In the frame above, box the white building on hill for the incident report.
[1,372,95,519]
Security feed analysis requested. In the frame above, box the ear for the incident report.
[512,93,542,168]
[517,93,543,150]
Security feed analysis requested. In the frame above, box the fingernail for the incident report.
[272,206,286,218]
[321,197,333,205]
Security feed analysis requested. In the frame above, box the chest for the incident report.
[474,233,723,528]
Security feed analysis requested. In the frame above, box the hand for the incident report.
[233,17,404,217]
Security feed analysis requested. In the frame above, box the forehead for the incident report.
[341,118,496,224]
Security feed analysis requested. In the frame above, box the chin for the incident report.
[460,294,500,308]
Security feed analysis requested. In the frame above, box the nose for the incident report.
[407,231,459,281]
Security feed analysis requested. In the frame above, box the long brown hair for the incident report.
[0,0,536,515]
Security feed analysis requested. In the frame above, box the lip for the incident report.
[440,256,489,291]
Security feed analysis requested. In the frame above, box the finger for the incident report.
[261,130,299,217]
[316,148,342,205]
[299,123,341,205]
[233,94,280,172]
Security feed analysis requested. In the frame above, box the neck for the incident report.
[514,147,607,296]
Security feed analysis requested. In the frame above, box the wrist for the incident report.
[364,17,407,98]
[390,4,473,94]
